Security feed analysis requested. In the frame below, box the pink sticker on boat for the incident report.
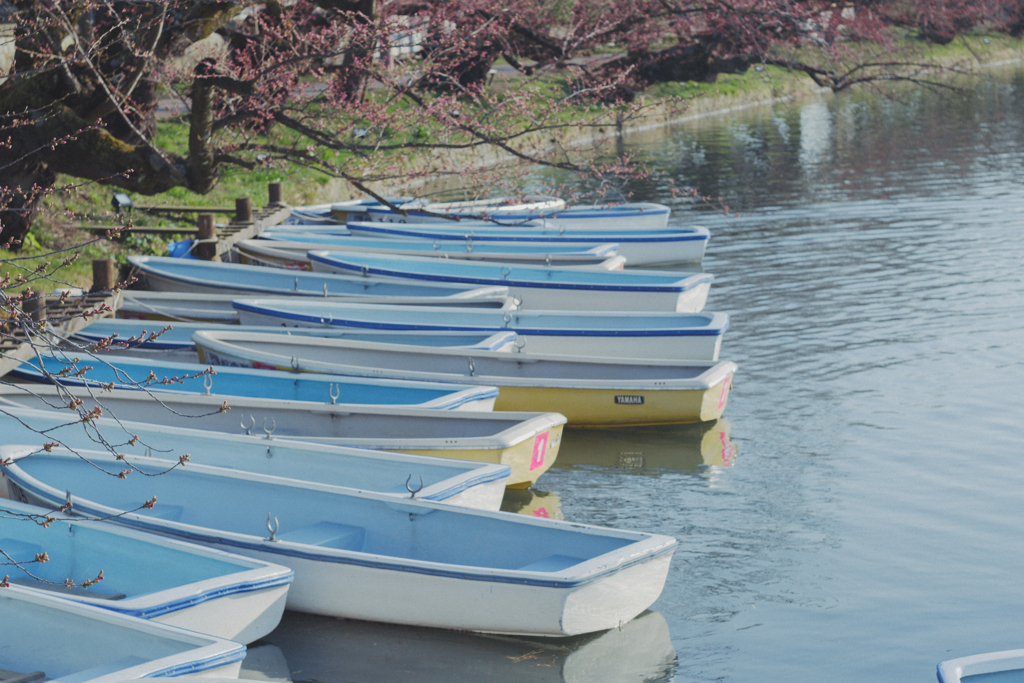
[533,508,550,518]
[530,431,549,471]
[718,377,731,409]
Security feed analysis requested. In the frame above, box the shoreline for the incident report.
[344,45,1024,199]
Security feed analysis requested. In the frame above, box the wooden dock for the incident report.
[1,182,295,379]
[0,291,119,379]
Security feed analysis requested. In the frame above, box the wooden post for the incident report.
[23,289,45,323]
[235,196,253,223]
[91,259,118,293]
[268,182,283,206]
[196,213,217,261]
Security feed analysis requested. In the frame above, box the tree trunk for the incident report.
[0,160,56,250]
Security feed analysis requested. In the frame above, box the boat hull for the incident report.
[202,542,672,636]
[937,649,1024,682]
[152,582,289,645]
[493,379,733,426]
[400,423,563,489]
[117,291,241,323]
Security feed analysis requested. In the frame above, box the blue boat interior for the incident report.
[15,354,488,406]
[0,593,217,679]
[20,455,637,572]
[0,514,255,600]
[309,251,704,287]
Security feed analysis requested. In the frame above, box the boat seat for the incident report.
[276,521,365,551]
[517,554,584,573]
[0,538,43,564]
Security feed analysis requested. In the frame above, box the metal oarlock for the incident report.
[405,474,425,499]
[240,414,256,435]
[329,383,340,404]
[266,513,279,542]
[467,358,475,376]
[262,418,276,439]
[202,373,213,395]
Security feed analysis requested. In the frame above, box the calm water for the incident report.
[252,67,1024,682]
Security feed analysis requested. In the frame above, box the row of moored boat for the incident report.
[2,195,742,682]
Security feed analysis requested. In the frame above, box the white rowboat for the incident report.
[0,385,564,487]
[307,250,712,312]
[2,447,677,637]
[0,496,292,643]
[0,407,511,509]
[128,255,512,307]
[232,300,730,361]
[0,584,247,682]
[339,221,709,265]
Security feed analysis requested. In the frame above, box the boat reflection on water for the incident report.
[554,418,737,472]
[251,609,676,683]
[240,642,293,681]
[500,488,564,520]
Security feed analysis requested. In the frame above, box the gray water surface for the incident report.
[257,67,1024,682]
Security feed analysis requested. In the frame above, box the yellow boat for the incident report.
[193,330,739,427]
[493,377,733,426]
